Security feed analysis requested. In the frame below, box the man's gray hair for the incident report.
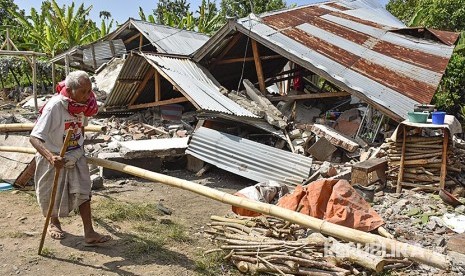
[65,71,90,94]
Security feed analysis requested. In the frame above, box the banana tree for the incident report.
[196,0,222,35]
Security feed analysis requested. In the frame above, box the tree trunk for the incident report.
[8,67,21,87]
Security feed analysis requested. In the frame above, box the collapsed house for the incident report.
[2,0,465,274]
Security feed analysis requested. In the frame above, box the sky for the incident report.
[13,0,390,26]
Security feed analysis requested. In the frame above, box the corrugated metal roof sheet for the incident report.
[105,53,257,117]
[83,39,126,68]
[143,54,256,117]
[104,54,151,108]
[131,20,210,55]
[186,127,312,186]
[195,0,457,121]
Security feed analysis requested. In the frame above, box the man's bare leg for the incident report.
[79,200,111,244]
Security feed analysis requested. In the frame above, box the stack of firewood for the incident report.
[204,215,411,275]
[382,136,463,186]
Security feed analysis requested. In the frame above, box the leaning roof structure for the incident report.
[104,53,256,117]
[106,18,210,56]
[50,18,210,72]
[194,0,459,121]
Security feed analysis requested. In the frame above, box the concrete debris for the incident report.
[243,79,287,129]
[311,124,360,153]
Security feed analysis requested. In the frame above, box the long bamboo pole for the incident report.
[38,129,73,255]
[0,123,106,133]
[0,146,452,270]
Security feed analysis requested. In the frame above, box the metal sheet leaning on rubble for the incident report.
[186,127,312,186]
[0,145,452,270]
[311,124,360,152]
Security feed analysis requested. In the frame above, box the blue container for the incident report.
[432,111,446,125]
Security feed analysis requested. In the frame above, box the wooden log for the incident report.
[210,215,257,227]
[0,146,452,271]
[388,152,442,161]
[403,173,441,182]
[395,136,444,143]
[0,123,106,133]
[327,238,385,272]
[393,143,443,149]
[264,255,349,272]
[232,257,344,276]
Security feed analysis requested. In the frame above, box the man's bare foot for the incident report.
[48,223,65,240]
[84,231,112,246]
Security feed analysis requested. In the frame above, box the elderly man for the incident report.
[30,70,111,245]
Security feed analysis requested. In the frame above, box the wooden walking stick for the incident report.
[38,128,74,255]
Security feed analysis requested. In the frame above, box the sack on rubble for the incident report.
[232,180,289,217]
[277,179,384,232]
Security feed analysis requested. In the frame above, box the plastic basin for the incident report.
[407,112,428,123]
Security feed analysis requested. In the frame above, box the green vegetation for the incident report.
[93,199,159,221]
[386,0,465,125]
[194,251,228,275]
[40,247,56,257]
[93,199,191,263]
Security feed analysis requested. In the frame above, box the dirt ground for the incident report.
[0,167,252,276]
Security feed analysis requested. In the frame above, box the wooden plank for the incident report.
[400,182,439,191]
[251,40,265,93]
[211,34,242,69]
[155,70,160,102]
[109,40,115,56]
[267,92,350,101]
[32,55,38,112]
[128,68,155,106]
[396,125,407,193]
[440,130,448,189]
[139,33,143,51]
[215,55,283,65]
[129,97,188,110]
[124,32,142,44]
[91,44,97,69]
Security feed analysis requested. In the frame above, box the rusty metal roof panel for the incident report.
[143,54,256,117]
[235,0,457,120]
[131,20,210,55]
[186,127,312,186]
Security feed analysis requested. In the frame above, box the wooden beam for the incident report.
[210,34,242,69]
[396,125,407,193]
[440,130,448,189]
[129,97,188,110]
[139,34,143,51]
[128,68,155,106]
[215,55,283,65]
[0,50,46,56]
[155,71,160,102]
[124,32,141,44]
[65,54,70,75]
[251,40,265,93]
[91,44,97,69]
[117,79,142,83]
[32,55,38,112]
[267,91,350,101]
[109,40,115,56]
